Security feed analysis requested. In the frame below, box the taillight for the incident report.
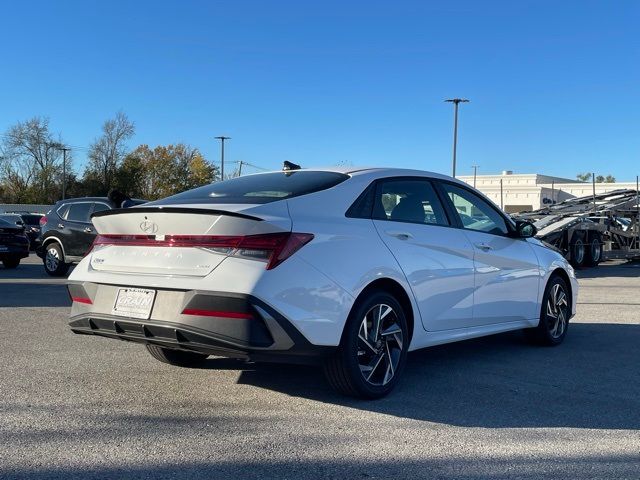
[181,309,253,319]
[71,296,93,305]
[39,216,48,226]
[89,232,314,270]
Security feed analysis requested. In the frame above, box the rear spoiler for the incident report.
[91,206,263,222]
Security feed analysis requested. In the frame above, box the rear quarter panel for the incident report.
[286,175,424,347]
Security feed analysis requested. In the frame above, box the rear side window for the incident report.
[373,179,449,226]
[66,203,93,223]
[151,171,349,205]
[92,203,111,214]
[56,204,70,219]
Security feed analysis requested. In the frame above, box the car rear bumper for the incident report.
[68,282,334,364]
[0,244,29,259]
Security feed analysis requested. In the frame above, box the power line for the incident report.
[228,160,269,172]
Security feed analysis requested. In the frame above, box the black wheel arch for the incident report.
[42,237,66,258]
[351,278,415,345]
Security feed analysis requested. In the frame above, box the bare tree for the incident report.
[85,112,135,192]
[1,117,66,203]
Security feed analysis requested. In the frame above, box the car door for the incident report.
[437,181,541,326]
[63,202,94,257]
[371,177,477,331]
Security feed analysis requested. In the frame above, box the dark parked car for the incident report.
[5,212,44,250]
[36,197,145,276]
[0,218,30,268]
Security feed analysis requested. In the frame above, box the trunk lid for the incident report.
[89,203,291,277]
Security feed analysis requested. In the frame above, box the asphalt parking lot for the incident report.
[1,255,639,479]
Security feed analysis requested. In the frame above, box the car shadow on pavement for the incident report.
[4,454,639,480]
[576,260,640,279]
[0,263,71,307]
[210,322,640,430]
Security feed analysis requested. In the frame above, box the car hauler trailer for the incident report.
[514,189,640,268]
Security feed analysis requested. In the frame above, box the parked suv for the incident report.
[37,197,144,276]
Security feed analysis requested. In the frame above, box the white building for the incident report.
[456,171,639,213]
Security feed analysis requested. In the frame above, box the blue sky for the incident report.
[1,0,638,180]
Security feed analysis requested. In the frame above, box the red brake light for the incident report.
[39,215,48,226]
[181,309,253,319]
[89,232,314,269]
[71,296,93,305]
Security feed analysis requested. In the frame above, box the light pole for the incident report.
[445,98,469,177]
[471,164,479,188]
[214,136,231,181]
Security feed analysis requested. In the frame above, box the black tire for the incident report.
[585,234,603,267]
[145,345,209,367]
[569,234,586,268]
[2,256,20,269]
[43,242,70,277]
[524,275,571,346]
[324,290,409,399]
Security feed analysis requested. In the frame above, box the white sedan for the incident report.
[68,167,578,398]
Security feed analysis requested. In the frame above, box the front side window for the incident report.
[66,203,92,223]
[373,179,448,226]
[441,183,509,235]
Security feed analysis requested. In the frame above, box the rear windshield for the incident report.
[151,171,349,205]
[20,214,42,225]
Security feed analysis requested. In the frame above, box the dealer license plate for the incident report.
[112,288,156,319]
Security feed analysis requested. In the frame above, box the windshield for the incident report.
[151,171,349,205]
[20,214,42,225]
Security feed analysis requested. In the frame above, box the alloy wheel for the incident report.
[357,303,403,386]
[45,248,60,271]
[573,239,585,265]
[591,239,601,262]
[546,283,568,339]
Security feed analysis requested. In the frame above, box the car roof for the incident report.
[56,197,112,203]
[243,166,462,183]
[55,197,147,204]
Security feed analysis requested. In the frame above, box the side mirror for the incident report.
[514,220,537,238]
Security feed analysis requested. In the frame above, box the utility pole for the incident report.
[445,98,469,177]
[500,178,504,210]
[471,165,479,188]
[238,160,243,177]
[214,136,231,181]
[53,144,71,199]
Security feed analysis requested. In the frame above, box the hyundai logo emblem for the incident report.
[139,220,158,234]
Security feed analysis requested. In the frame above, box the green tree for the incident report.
[120,144,216,200]
[577,173,616,183]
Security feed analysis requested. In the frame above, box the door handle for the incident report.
[474,242,493,251]
[386,230,413,240]
[58,223,65,229]
[84,227,93,233]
